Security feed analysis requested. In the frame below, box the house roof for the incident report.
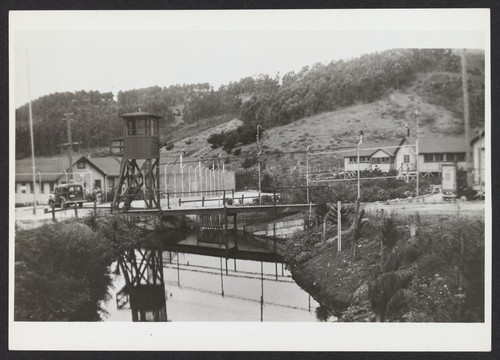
[15,154,122,182]
[15,154,82,182]
[86,156,121,177]
[406,136,466,154]
[470,129,485,145]
[343,139,405,158]
[120,112,161,118]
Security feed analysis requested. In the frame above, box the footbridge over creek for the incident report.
[119,187,320,264]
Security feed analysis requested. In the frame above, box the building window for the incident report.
[136,119,146,135]
[456,153,465,162]
[20,183,26,194]
[49,182,55,192]
[424,154,433,162]
[127,119,136,135]
[404,154,410,163]
[372,157,390,164]
[40,182,45,194]
[30,182,34,193]
[77,160,86,169]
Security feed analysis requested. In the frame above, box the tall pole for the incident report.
[357,132,363,200]
[257,125,262,205]
[415,110,420,201]
[199,159,203,196]
[62,113,74,181]
[461,49,472,188]
[26,50,37,215]
[306,145,310,204]
[180,153,184,196]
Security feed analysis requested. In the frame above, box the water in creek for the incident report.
[102,229,323,322]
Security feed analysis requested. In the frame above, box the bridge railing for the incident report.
[42,185,346,214]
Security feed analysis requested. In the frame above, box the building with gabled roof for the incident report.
[343,139,406,174]
[15,154,122,205]
[395,136,466,178]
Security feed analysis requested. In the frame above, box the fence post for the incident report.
[337,200,342,252]
[52,204,56,222]
[94,199,97,213]
[202,196,205,207]
[74,203,78,218]
[232,189,235,203]
[167,193,170,209]
[179,197,182,207]
[223,190,226,205]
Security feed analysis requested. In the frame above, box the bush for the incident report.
[15,222,114,321]
[207,131,226,149]
[222,130,239,152]
[242,156,258,169]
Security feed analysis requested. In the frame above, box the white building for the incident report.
[471,129,485,192]
[15,155,121,205]
[395,136,466,178]
[343,139,405,175]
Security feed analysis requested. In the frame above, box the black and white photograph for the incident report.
[9,9,491,351]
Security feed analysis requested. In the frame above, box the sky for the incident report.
[11,10,488,108]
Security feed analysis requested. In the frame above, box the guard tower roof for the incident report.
[120,112,162,118]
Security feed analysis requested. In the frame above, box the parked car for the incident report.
[49,184,85,208]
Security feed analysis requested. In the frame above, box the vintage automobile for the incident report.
[49,184,85,208]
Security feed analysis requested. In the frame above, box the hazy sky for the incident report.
[11,10,488,108]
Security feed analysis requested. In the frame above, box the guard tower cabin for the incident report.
[113,112,161,210]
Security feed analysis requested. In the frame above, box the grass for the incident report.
[162,67,482,168]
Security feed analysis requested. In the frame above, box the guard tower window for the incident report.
[136,119,146,135]
[127,119,136,135]
[150,119,158,136]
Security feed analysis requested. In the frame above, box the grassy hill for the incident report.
[161,70,479,169]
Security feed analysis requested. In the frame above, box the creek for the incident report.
[102,229,323,322]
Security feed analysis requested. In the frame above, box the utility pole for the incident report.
[257,125,262,205]
[26,50,37,215]
[357,131,363,200]
[461,49,472,188]
[306,145,310,204]
[62,112,74,181]
[415,110,420,201]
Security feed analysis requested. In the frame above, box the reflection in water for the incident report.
[117,249,167,322]
[104,230,322,322]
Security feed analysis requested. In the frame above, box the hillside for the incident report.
[162,71,478,169]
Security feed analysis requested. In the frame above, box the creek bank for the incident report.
[286,219,381,321]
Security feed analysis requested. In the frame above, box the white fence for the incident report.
[161,164,235,198]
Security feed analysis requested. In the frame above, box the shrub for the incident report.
[207,131,226,149]
[242,156,258,169]
[15,222,114,321]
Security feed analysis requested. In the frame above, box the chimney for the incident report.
[405,123,410,138]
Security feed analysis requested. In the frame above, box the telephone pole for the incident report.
[461,49,472,188]
[62,112,74,181]
[257,125,262,204]
[26,50,37,215]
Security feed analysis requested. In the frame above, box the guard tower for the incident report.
[113,112,161,209]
